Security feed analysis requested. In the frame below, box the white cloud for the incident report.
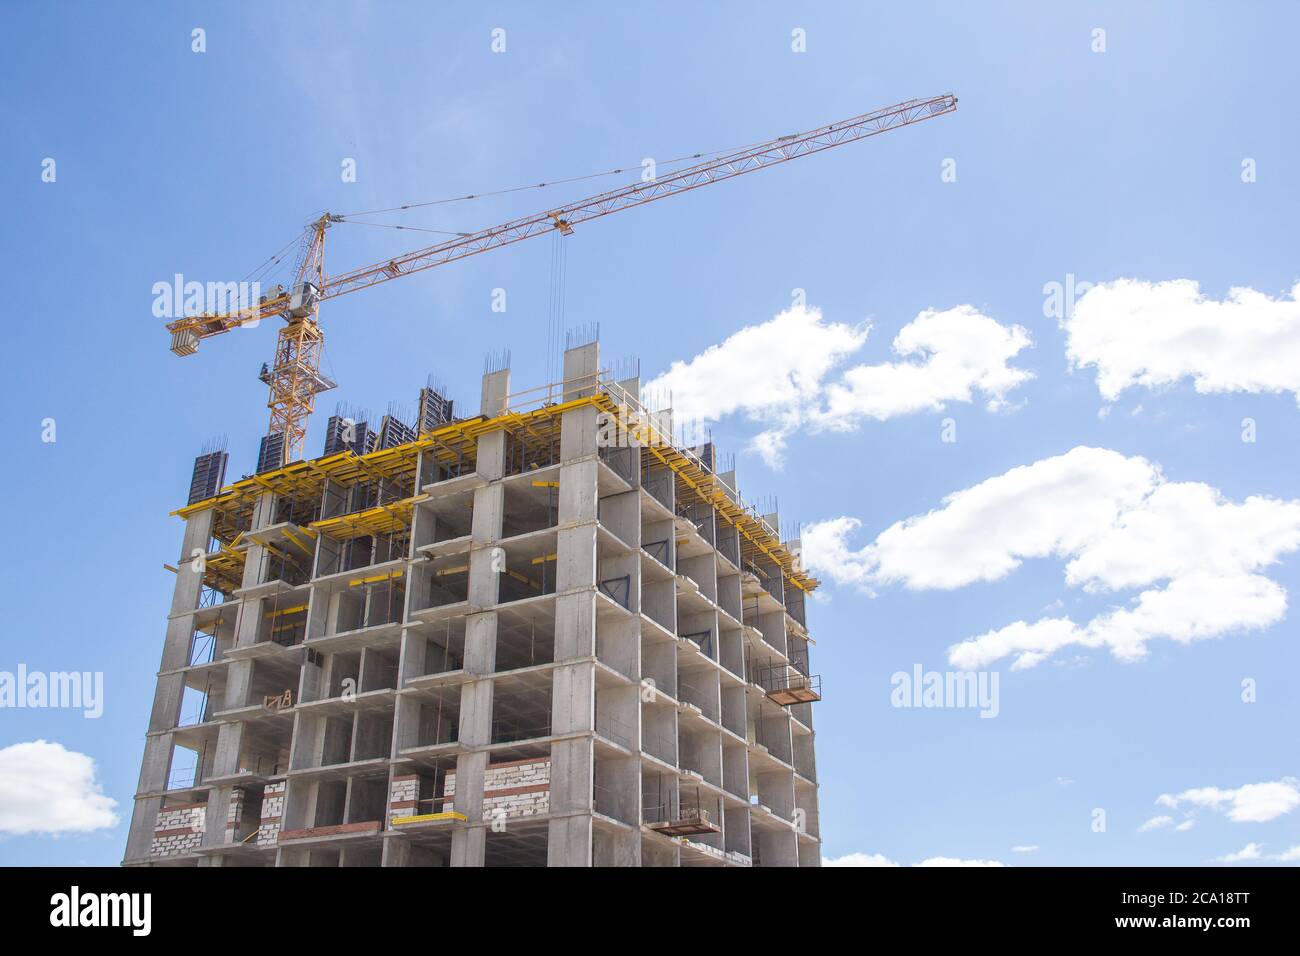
[809,306,1033,424]
[0,740,119,835]
[818,447,1159,592]
[1139,814,1195,833]
[1065,278,1300,403]
[1138,815,1175,832]
[803,446,1300,669]
[801,517,876,589]
[645,305,867,446]
[1011,845,1039,853]
[914,856,1006,867]
[644,304,1032,467]
[1215,843,1300,864]
[1157,778,1300,824]
[825,851,1005,867]
[1214,843,1265,863]
[824,851,900,867]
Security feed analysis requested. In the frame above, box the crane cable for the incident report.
[271,128,814,294]
[339,193,573,391]
[546,228,569,388]
[328,134,778,221]
[241,233,303,286]
[331,218,471,238]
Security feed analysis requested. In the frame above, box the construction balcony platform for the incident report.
[648,812,722,837]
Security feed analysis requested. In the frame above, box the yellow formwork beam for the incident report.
[173,394,601,523]
[309,494,427,541]
[390,811,467,826]
[264,603,308,619]
[172,387,816,592]
[202,539,247,594]
[348,570,405,587]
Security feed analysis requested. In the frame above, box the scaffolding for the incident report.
[645,778,722,837]
[756,661,822,707]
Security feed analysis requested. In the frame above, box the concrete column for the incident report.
[145,672,185,734]
[382,837,410,867]
[552,660,594,735]
[560,405,599,463]
[481,367,510,417]
[615,374,640,400]
[240,545,267,590]
[223,659,253,710]
[447,425,507,869]
[562,341,600,399]
[123,795,162,863]
[211,721,245,778]
[450,747,488,866]
[450,818,486,867]
[463,612,497,676]
[252,491,277,530]
[126,509,223,861]
[555,431,597,665]
[547,737,593,867]
[548,812,593,867]
[171,510,215,616]
[540,343,606,867]
[202,786,231,848]
[124,731,174,864]
[159,616,199,674]
[133,733,173,795]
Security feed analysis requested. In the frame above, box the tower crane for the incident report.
[164,93,957,466]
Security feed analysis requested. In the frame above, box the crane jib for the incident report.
[167,93,956,335]
[319,94,957,299]
[162,93,957,464]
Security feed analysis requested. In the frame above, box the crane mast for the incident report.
[165,93,956,464]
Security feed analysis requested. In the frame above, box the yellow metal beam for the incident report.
[348,570,405,587]
[391,811,467,826]
[173,388,816,594]
[264,603,308,618]
[173,395,600,523]
[309,494,427,541]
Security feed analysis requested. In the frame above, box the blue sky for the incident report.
[2,1,1298,866]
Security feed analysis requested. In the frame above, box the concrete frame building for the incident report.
[125,340,823,867]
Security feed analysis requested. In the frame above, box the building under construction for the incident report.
[124,338,823,867]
